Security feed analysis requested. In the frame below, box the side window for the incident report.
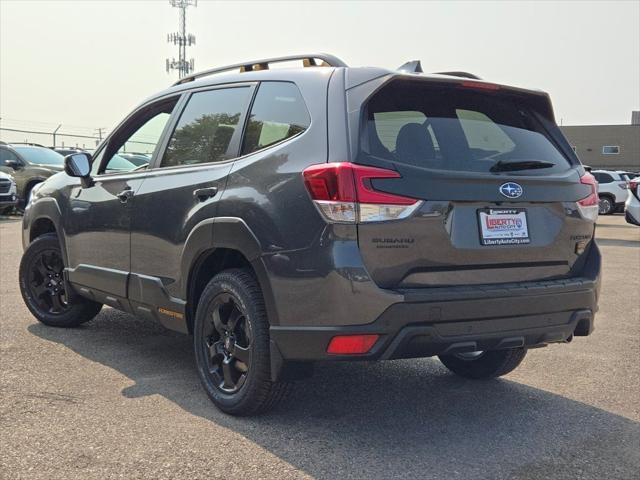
[100,98,178,174]
[0,148,20,163]
[241,82,310,155]
[161,87,252,167]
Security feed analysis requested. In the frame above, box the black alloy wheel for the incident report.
[202,292,253,393]
[19,233,102,327]
[26,248,69,315]
[193,269,291,415]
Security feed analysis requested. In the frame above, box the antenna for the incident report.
[166,0,197,79]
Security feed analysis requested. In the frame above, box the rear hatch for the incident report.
[351,78,596,289]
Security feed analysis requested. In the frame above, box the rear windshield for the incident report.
[360,81,572,174]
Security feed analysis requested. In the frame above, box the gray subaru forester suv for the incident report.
[19,54,601,415]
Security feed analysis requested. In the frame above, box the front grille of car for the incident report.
[0,180,11,194]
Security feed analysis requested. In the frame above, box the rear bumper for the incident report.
[270,246,601,362]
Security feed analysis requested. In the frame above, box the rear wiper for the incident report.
[490,159,555,172]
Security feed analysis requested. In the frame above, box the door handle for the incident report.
[117,188,134,203]
[193,186,218,201]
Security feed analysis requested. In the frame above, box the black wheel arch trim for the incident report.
[181,217,280,328]
[23,198,66,262]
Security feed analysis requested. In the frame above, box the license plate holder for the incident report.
[478,208,530,246]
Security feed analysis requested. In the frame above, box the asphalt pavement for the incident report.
[1,214,639,480]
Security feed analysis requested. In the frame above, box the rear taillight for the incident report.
[630,179,639,196]
[302,162,421,223]
[618,182,629,190]
[577,172,598,222]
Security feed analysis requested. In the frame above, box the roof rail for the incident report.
[173,53,348,86]
[434,71,482,80]
[6,142,47,147]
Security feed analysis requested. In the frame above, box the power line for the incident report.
[166,0,197,79]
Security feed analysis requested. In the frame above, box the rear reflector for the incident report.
[327,334,380,355]
[577,172,599,222]
[302,162,421,223]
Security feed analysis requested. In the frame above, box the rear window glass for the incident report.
[593,172,614,183]
[361,81,571,174]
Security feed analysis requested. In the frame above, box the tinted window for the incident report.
[361,81,572,174]
[593,172,613,183]
[241,82,310,155]
[162,87,252,167]
[0,148,20,163]
[100,99,177,174]
[13,147,64,165]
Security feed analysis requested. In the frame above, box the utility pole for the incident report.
[166,0,197,79]
[52,124,62,148]
[94,128,105,142]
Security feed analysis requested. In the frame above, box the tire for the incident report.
[19,233,102,327]
[193,268,291,416]
[438,348,527,379]
[598,195,614,215]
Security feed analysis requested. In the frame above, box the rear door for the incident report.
[352,79,595,288]
[128,83,255,320]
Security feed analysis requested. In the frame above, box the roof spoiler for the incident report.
[397,60,423,73]
[396,60,481,80]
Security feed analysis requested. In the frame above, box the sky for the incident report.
[1,0,639,146]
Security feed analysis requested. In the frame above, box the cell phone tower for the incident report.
[166,0,197,79]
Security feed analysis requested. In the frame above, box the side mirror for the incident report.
[4,159,20,169]
[64,153,93,187]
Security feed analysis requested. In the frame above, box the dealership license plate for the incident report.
[478,209,530,245]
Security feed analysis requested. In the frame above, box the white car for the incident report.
[592,170,630,215]
[625,177,640,226]
[0,170,18,214]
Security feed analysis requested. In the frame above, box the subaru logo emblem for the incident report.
[499,182,523,199]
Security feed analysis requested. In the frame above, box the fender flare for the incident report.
[24,197,67,263]
[180,217,279,325]
[22,177,49,200]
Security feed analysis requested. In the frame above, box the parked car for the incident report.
[19,54,601,416]
[625,177,640,226]
[52,147,88,157]
[591,170,629,215]
[117,152,151,168]
[0,171,18,214]
[0,143,65,208]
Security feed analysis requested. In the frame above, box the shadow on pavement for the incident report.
[29,311,640,480]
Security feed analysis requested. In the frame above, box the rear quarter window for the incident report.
[241,82,310,155]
